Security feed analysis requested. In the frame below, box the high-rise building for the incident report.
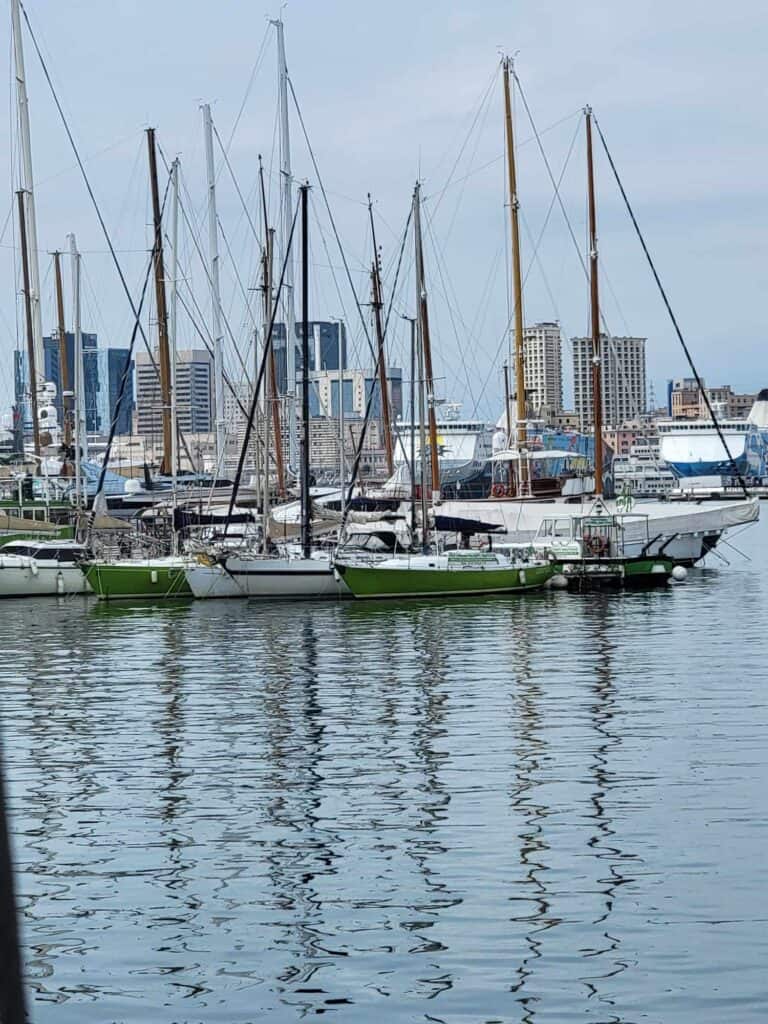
[514,322,563,418]
[15,335,100,436]
[96,348,134,435]
[309,367,403,421]
[572,334,647,429]
[668,378,701,419]
[136,349,212,437]
[272,321,347,394]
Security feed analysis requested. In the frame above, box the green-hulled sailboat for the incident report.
[82,556,192,600]
[334,550,554,600]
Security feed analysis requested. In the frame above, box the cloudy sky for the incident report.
[1,0,766,420]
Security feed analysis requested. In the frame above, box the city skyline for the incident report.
[0,1,765,426]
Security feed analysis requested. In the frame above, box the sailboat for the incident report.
[83,136,192,600]
[333,179,554,600]
[522,109,676,590]
[186,183,349,601]
[437,62,759,562]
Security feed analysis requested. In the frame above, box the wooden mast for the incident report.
[17,191,40,459]
[502,57,528,495]
[368,196,394,477]
[146,128,173,476]
[53,251,72,453]
[258,158,285,498]
[585,107,604,497]
[412,183,440,501]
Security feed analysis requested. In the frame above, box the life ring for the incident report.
[491,483,506,498]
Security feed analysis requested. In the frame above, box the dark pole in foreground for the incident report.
[585,107,604,497]
[0,744,28,1024]
[300,184,311,560]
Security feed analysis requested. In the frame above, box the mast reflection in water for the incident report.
[1,520,768,1023]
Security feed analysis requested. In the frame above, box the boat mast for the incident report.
[299,183,311,559]
[412,183,440,502]
[337,318,345,492]
[258,157,285,500]
[585,107,604,497]
[272,17,298,476]
[202,104,226,470]
[260,237,272,552]
[11,0,44,394]
[368,196,394,477]
[502,57,528,495]
[417,320,429,551]
[146,128,173,476]
[406,315,417,544]
[16,191,40,458]
[168,157,180,492]
[53,251,72,452]
[68,233,85,506]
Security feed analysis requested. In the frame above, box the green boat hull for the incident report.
[83,560,192,600]
[336,562,554,599]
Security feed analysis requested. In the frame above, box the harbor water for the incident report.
[2,517,767,1022]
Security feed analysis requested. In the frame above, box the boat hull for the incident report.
[83,559,192,600]
[557,557,673,591]
[335,561,553,599]
[438,496,759,564]
[0,564,90,597]
[186,555,349,600]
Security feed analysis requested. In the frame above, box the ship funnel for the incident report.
[747,389,768,427]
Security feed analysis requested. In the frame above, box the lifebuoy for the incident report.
[491,483,506,498]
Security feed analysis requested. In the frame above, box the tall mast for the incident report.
[368,196,394,477]
[260,239,272,552]
[299,183,311,559]
[202,104,226,469]
[53,251,72,449]
[258,157,285,499]
[272,17,298,475]
[412,183,440,502]
[502,57,528,495]
[585,107,604,497]
[17,191,39,458]
[11,0,44,391]
[146,128,173,476]
[68,233,85,506]
[168,158,180,491]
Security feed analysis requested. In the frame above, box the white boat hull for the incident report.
[438,496,759,564]
[0,562,91,597]
[187,554,350,600]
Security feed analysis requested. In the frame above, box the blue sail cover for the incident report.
[79,461,131,496]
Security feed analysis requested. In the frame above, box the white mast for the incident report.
[202,103,226,471]
[168,158,180,492]
[11,0,44,390]
[271,17,297,475]
[68,233,85,506]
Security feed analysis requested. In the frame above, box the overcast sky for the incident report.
[1,0,766,420]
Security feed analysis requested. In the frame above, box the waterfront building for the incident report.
[667,379,757,421]
[136,349,212,438]
[514,322,563,418]
[16,334,100,434]
[668,377,702,419]
[572,334,647,429]
[272,321,347,393]
[95,348,133,435]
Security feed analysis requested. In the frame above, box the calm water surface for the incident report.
[2,517,768,1023]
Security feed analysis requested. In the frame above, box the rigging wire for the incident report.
[592,114,749,498]
[19,5,166,390]
[513,73,654,437]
